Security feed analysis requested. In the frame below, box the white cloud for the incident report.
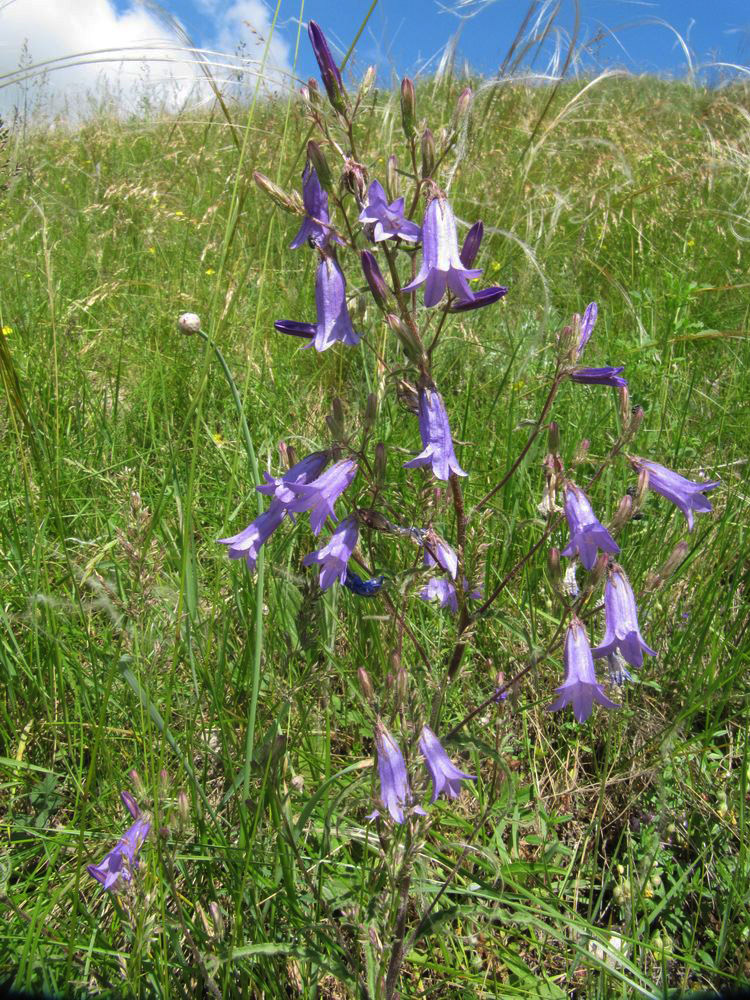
[0,0,293,120]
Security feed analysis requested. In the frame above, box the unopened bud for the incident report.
[619,385,631,425]
[360,65,376,97]
[327,397,345,439]
[343,157,368,203]
[364,392,378,430]
[547,546,562,589]
[395,666,408,706]
[358,667,375,704]
[421,128,436,178]
[454,86,472,125]
[307,140,333,192]
[559,319,578,361]
[253,171,301,214]
[386,312,423,363]
[459,220,483,269]
[196,902,212,936]
[610,494,633,532]
[121,790,140,819]
[374,442,386,488]
[177,789,189,827]
[548,421,560,456]
[360,250,390,311]
[159,769,170,794]
[628,405,644,437]
[177,312,201,335]
[306,77,321,106]
[589,552,610,587]
[385,154,399,202]
[573,439,590,466]
[129,769,146,799]
[400,77,416,139]
[658,540,689,580]
[635,466,649,508]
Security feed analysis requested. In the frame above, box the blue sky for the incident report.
[160,1,749,82]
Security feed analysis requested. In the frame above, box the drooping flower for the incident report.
[607,651,634,687]
[418,726,475,802]
[369,721,425,824]
[570,366,627,388]
[218,500,287,572]
[312,255,361,352]
[290,164,340,250]
[274,319,316,340]
[307,21,346,113]
[561,482,620,571]
[418,577,481,613]
[459,220,483,268]
[630,457,719,532]
[592,564,656,669]
[87,799,150,892]
[402,197,482,307]
[576,301,598,358]
[344,568,385,596]
[448,286,508,313]
[286,458,357,535]
[303,515,358,590]
[546,619,619,723]
[404,385,466,481]
[256,451,330,507]
[358,180,421,243]
[422,528,458,579]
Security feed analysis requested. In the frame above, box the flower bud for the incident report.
[159,768,170,794]
[628,405,644,437]
[306,77,321,106]
[360,250,390,311]
[385,154,399,202]
[395,666,408,707]
[635,466,649,508]
[547,421,560,456]
[327,397,345,439]
[547,546,562,590]
[421,128,436,179]
[459,220,483,269]
[121,790,140,819]
[253,171,301,214]
[386,312,423,363]
[343,157,368,203]
[589,552,610,587]
[129,769,146,799]
[177,789,190,827]
[610,494,633,532]
[177,312,201,335]
[658,540,689,581]
[400,77,416,139]
[573,438,590,466]
[308,21,347,114]
[360,65,376,97]
[374,442,386,488]
[454,86,472,128]
[307,140,333,193]
[363,392,378,430]
[619,385,631,425]
[358,667,375,705]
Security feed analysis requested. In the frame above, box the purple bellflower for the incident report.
[631,457,719,532]
[418,726,475,802]
[257,451,330,507]
[459,220,483,268]
[308,21,346,112]
[576,302,598,358]
[422,529,458,579]
[448,286,508,313]
[593,564,656,669]
[571,366,628,388]
[402,197,482,307]
[419,577,481,613]
[274,319,316,340]
[218,500,287,572]
[561,482,620,571]
[276,256,361,351]
[286,458,357,535]
[290,164,340,250]
[404,385,467,481]
[344,568,385,596]
[547,619,619,723]
[369,721,426,825]
[358,180,421,243]
[88,799,150,891]
[303,515,358,590]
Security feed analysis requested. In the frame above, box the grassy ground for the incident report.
[1,63,749,999]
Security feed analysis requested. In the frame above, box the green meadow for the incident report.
[1,54,749,999]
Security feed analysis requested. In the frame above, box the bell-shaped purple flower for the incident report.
[344,569,385,596]
[307,21,346,113]
[561,482,619,571]
[257,451,330,507]
[274,320,316,341]
[576,301,598,358]
[358,180,421,243]
[546,619,619,723]
[303,515,358,590]
[369,721,425,824]
[632,457,719,532]
[312,256,361,352]
[290,164,340,250]
[88,811,150,891]
[448,286,508,313]
[570,366,627,388]
[418,726,475,802]
[404,386,466,481]
[402,197,482,307]
[418,577,481,613]
[593,564,656,668]
[218,500,287,572]
[422,528,458,579]
[286,458,357,535]
[459,220,483,268]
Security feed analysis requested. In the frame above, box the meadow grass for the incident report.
[1,58,749,999]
